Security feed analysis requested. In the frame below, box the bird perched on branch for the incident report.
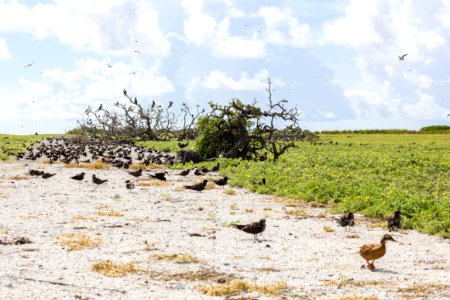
[71,172,85,181]
[337,212,355,231]
[232,219,266,241]
[92,174,108,187]
[359,234,396,270]
[184,179,208,191]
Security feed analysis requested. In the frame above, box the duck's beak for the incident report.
[391,237,397,242]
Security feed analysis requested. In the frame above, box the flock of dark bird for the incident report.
[20,137,407,269]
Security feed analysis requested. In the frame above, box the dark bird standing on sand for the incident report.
[194,169,203,176]
[92,174,108,186]
[149,171,168,181]
[387,210,402,231]
[211,162,220,172]
[184,180,208,192]
[360,234,396,270]
[29,169,44,176]
[232,219,266,241]
[42,172,56,179]
[128,168,142,178]
[125,180,135,191]
[213,176,228,188]
[71,172,85,181]
[178,169,190,176]
[337,212,355,231]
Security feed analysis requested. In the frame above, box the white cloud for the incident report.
[258,6,311,47]
[203,69,280,90]
[0,1,171,57]
[0,57,174,133]
[403,93,448,120]
[403,71,433,89]
[0,38,10,59]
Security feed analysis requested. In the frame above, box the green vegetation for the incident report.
[0,134,60,161]
[419,125,450,134]
[214,134,449,237]
[1,132,449,237]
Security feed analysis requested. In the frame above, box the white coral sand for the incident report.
[0,161,449,299]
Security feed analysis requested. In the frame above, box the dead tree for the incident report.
[196,79,308,161]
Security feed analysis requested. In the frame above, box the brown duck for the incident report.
[359,234,396,270]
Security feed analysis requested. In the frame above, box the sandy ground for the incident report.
[0,161,449,300]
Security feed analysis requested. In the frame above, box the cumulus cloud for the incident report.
[0,0,171,57]
[203,69,271,90]
[0,57,174,133]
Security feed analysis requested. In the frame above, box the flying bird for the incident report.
[129,71,137,75]
[24,61,35,68]
[184,179,208,191]
[134,50,141,54]
[97,104,103,112]
[107,63,112,68]
[398,53,408,61]
[232,219,266,241]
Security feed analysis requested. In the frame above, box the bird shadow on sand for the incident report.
[361,266,400,275]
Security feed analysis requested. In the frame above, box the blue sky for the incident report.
[0,0,449,134]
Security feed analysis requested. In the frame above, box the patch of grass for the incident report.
[346,233,360,239]
[244,208,254,213]
[224,189,236,195]
[205,182,215,190]
[323,278,385,288]
[323,225,334,232]
[137,180,168,187]
[71,215,97,222]
[64,161,110,169]
[397,283,450,298]
[283,207,307,217]
[338,296,379,300]
[91,260,140,277]
[9,175,29,180]
[19,215,38,219]
[165,269,234,282]
[94,210,124,217]
[198,279,288,296]
[149,252,200,264]
[57,233,101,251]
